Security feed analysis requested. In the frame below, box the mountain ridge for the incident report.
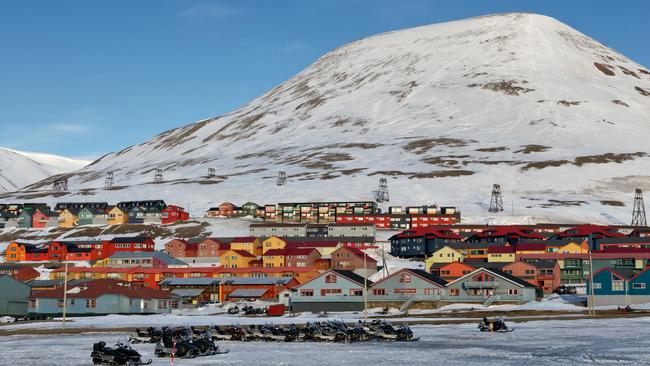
[4,13,650,224]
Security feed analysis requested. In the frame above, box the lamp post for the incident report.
[588,250,595,316]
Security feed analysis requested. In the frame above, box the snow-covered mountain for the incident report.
[5,13,650,223]
[0,147,90,193]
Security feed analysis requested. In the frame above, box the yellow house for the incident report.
[426,246,466,266]
[218,249,257,268]
[58,208,79,228]
[262,236,288,254]
[230,237,263,256]
[108,206,128,225]
[558,241,589,254]
[93,258,109,267]
[487,246,516,262]
[262,248,287,268]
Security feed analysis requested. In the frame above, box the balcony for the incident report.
[463,281,499,289]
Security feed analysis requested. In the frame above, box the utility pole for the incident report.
[363,251,368,322]
[588,250,595,316]
[62,260,69,328]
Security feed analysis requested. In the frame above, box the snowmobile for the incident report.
[227,305,240,314]
[192,330,230,356]
[210,326,235,341]
[154,336,196,358]
[129,327,162,344]
[617,305,634,313]
[91,341,152,366]
[478,317,514,333]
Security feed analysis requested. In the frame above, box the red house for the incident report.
[32,209,59,229]
[161,205,190,224]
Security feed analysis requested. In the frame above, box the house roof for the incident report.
[221,277,293,286]
[159,277,221,286]
[516,243,547,251]
[331,269,373,286]
[228,288,269,298]
[171,288,206,297]
[374,268,446,287]
[250,223,306,228]
[30,279,171,299]
[462,260,507,269]
[555,224,625,239]
[109,251,187,266]
[525,260,558,269]
[230,237,258,243]
[222,249,256,258]
[389,228,463,241]
[111,236,152,243]
[487,246,515,254]
[25,279,65,288]
[263,247,319,256]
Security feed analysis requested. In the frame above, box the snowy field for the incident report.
[3,317,650,365]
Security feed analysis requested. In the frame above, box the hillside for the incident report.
[3,13,650,224]
[0,147,89,193]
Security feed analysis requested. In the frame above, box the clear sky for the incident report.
[1,0,648,160]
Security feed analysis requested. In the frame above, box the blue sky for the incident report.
[1,0,648,160]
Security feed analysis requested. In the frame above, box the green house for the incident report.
[241,202,261,217]
[17,211,33,228]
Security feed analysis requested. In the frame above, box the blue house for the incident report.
[29,278,173,315]
[290,269,372,312]
[588,267,650,307]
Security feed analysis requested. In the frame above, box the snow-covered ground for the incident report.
[4,317,650,365]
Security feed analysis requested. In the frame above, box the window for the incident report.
[372,288,386,296]
[612,280,625,291]
[325,274,337,283]
[86,299,96,308]
[29,299,38,308]
[158,300,168,309]
[57,299,64,308]
[525,269,535,275]
[300,289,314,296]
[399,274,412,283]
[449,288,459,296]
[321,289,342,296]
[424,288,440,295]
[350,289,363,296]
[592,282,602,289]
[507,288,518,295]
[394,288,416,294]
[633,283,646,290]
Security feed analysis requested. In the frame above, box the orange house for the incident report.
[430,261,476,282]
[502,260,560,294]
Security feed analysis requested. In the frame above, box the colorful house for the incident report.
[77,207,109,226]
[198,238,231,257]
[429,261,475,281]
[444,268,537,305]
[219,277,298,302]
[241,202,262,217]
[229,237,262,256]
[262,247,321,268]
[107,251,188,268]
[515,243,547,255]
[557,241,590,254]
[58,208,80,228]
[370,268,446,305]
[290,269,372,312]
[32,209,59,229]
[588,267,650,307]
[426,246,466,266]
[487,245,516,262]
[17,211,33,228]
[0,211,19,229]
[28,279,172,315]
[330,246,378,275]
[218,249,257,268]
[107,206,128,225]
[262,236,289,254]
[161,205,190,224]
[0,264,40,281]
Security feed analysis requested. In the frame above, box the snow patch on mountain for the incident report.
[0,147,90,193]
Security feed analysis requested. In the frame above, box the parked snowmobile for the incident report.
[91,341,152,366]
[617,305,633,313]
[478,317,514,333]
[129,327,162,344]
[227,305,240,314]
[192,330,229,356]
